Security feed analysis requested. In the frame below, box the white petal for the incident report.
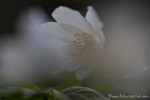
[75,49,108,80]
[52,6,94,34]
[76,55,98,80]
[58,44,79,56]
[86,6,105,44]
[50,44,81,73]
[64,56,86,71]
[86,6,103,31]
[58,23,84,34]
[39,22,75,45]
[94,30,105,44]
[99,30,105,44]
[76,63,96,80]
[18,21,80,75]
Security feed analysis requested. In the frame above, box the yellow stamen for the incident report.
[73,32,95,55]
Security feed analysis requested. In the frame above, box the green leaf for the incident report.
[0,80,40,91]
[47,88,68,100]
[61,86,110,100]
[0,87,49,100]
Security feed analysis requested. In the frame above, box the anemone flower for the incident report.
[40,6,105,80]
[40,6,149,81]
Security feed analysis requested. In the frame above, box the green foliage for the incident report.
[0,87,49,100]
[61,86,110,100]
[48,89,69,100]
[0,80,109,100]
[0,80,40,91]
[38,71,81,90]
[0,80,49,100]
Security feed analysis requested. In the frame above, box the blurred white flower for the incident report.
[40,6,105,80]
[40,6,149,81]
[0,7,61,80]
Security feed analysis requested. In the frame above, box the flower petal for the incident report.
[76,63,96,80]
[58,23,85,34]
[86,6,103,31]
[39,22,75,45]
[50,45,81,74]
[76,54,99,80]
[94,30,105,44]
[52,6,94,34]
[86,6,105,44]
[64,56,86,71]
[58,44,79,56]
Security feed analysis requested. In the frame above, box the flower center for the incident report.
[73,33,95,55]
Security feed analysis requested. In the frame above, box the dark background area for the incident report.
[0,0,99,36]
[0,0,149,36]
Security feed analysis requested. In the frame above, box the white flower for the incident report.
[40,6,149,81]
[39,6,105,80]
[0,7,58,80]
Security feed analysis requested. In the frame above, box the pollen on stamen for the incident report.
[73,32,95,55]
[76,38,81,40]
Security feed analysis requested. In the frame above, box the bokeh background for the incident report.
[0,0,150,100]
